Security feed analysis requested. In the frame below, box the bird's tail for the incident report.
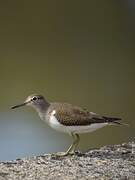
[102,116,129,126]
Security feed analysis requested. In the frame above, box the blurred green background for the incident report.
[0,0,134,160]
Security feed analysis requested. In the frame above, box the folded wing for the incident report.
[53,103,122,126]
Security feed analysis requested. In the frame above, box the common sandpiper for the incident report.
[11,94,125,156]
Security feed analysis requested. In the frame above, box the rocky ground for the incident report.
[0,142,135,180]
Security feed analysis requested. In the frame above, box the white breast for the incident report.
[48,110,65,132]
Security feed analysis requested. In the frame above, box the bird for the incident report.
[11,94,125,156]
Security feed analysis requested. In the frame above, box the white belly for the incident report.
[48,112,108,134]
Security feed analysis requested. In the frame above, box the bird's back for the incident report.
[46,102,122,126]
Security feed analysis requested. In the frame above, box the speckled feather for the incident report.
[48,103,121,126]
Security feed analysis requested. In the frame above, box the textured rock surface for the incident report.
[0,142,135,180]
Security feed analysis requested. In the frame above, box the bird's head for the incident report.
[11,94,49,110]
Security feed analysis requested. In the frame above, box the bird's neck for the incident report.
[34,102,50,116]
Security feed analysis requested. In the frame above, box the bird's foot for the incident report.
[68,151,75,155]
[51,151,75,157]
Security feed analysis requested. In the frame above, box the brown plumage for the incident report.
[48,103,122,126]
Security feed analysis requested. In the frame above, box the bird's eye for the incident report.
[32,97,37,101]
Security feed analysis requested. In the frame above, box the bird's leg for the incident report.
[52,133,80,157]
[62,133,79,155]
[69,134,80,155]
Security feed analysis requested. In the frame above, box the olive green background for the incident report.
[0,1,134,160]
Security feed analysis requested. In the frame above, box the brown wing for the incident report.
[52,103,121,126]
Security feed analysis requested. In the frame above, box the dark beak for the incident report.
[11,102,27,109]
